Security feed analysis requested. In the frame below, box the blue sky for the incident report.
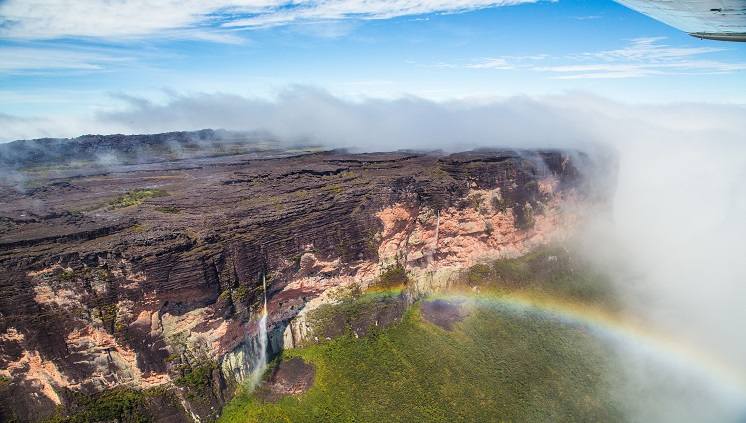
[1,0,745,141]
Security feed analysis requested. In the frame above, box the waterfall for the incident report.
[259,271,268,364]
[248,272,269,389]
[426,210,440,269]
[434,210,440,251]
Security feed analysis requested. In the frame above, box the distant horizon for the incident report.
[1,0,745,143]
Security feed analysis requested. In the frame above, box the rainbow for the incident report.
[428,291,746,410]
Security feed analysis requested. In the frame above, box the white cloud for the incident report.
[422,55,547,70]
[339,80,396,86]
[541,37,746,78]
[0,0,538,41]
[571,15,600,20]
[532,63,662,79]
[434,37,746,79]
[0,46,134,73]
[581,37,723,61]
[0,112,94,142]
[0,0,268,41]
[465,57,515,69]
[223,0,537,29]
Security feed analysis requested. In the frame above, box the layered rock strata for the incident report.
[0,138,614,421]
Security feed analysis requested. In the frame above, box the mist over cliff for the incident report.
[6,88,744,379]
[1,89,744,420]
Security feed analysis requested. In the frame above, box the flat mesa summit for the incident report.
[0,130,614,422]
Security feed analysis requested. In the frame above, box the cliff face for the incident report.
[0,135,614,421]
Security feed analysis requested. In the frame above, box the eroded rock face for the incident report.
[0,135,615,421]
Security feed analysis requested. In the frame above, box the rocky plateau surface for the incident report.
[0,131,615,421]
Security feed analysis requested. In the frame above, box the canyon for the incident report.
[0,131,615,421]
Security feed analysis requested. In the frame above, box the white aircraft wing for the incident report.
[614,0,746,41]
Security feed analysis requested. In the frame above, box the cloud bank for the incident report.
[0,87,593,149]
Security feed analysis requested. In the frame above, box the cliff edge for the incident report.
[0,131,616,421]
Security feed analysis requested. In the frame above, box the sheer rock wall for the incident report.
[0,144,614,421]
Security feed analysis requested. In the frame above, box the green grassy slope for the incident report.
[220,296,625,422]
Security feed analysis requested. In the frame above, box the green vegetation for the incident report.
[467,193,484,211]
[174,361,219,390]
[72,188,168,213]
[484,221,494,236]
[490,195,508,213]
[219,244,625,422]
[372,262,410,290]
[341,170,358,179]
[302,290,403,345]
[106,188,168,210]
[220,296,624,422]
[233,285,248,302]
[432,167,448,178]
[458,245,619,309]
[154,206,181,214]
[166,331,219,402]
[58,270,79,281]
[42,387,147,423]
[96,303,118,329]
[327,183,342,195]
[41,385,186,423]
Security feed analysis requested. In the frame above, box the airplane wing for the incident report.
[614,0,746,42]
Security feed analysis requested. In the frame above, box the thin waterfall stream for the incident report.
[435,209,440,251]
[249,272,269,389]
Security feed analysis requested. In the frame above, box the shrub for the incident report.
[491,196,508,213]
[467,193,484,211]
[107,188,168,210]
[375,263,409,290]
[154,206,181,214]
